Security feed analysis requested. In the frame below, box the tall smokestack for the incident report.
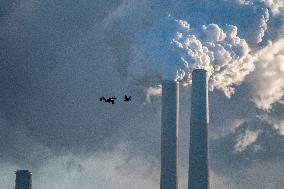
[160,80,179,189]
[15,170,32,189]
[188,69,209,189]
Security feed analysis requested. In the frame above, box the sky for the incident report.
[0,0,284,189]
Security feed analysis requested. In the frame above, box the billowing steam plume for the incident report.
[249,39,284,110]
[129,16,255,97]
[239,0,284,14]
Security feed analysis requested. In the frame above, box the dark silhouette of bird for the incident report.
[100,96,117,104]
[124,95,131,101]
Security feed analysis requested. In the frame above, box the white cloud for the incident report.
[249,38,284,110]
[234,129,262,152]
[238,0,284,15]
[130,17,255,97]
[263,0,284,14]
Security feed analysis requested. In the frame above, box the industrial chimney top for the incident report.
[15,170,32,175]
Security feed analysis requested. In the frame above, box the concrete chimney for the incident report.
[188,69,209,189]
[15,170,32,189]
[160,80,179,189]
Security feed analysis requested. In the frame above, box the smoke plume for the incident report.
[130,16,255,97]
[0,0,284,189]
[249,38,284,110]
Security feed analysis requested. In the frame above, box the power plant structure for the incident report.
[160,69,209,189]
[12,73,208,189]
[160,80,179,189]
[15,170,32,189]
[188,69,209,189]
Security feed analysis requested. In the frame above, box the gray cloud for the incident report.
[0,0,283,189]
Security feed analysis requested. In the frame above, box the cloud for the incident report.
[0,146,160,189]
[237,0,284,14]
[234,129,262,152]
[146,86,162,103]
[210,116,284,188]
[210,170,239,189]
[248,38,284,110]
[130,17,255,97]
[264,0,284,14]
[105,0,278,99]
[0,0,284,189]
[34,152,159,189]
[258,114,284,135]
[211,117,284,170]
[0,163,17,189]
